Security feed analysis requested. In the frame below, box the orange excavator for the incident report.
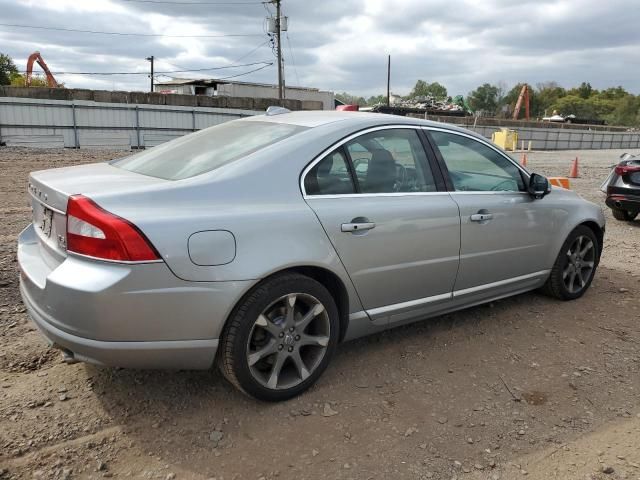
[512,84,530,120]
[26,51,59,87]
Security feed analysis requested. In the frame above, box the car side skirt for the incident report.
[343,270,549,341]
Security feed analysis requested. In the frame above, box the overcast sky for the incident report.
[1,0,638,97]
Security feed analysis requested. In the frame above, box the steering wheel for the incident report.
[394,164,407,192]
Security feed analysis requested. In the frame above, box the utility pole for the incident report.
[146,55,154,93]
[386,54,391,107]
[275,0,283,101]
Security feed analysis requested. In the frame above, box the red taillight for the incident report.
[615,164,640,175]
[66,195,160,262]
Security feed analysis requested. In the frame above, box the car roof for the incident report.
[242,110,482,139]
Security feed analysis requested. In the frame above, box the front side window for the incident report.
[430,131,525,192]
[345,129,436,193]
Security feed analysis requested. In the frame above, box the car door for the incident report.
[302,126,461,325]
[426,128,556,299]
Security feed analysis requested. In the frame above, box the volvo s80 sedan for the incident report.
[18,110,605,401]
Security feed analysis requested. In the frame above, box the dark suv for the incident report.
[603,154,640,221]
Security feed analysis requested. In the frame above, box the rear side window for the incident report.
[112,120,308,180]
[304,149,355,195]
[303,128,438,196]
[346,129,436,193]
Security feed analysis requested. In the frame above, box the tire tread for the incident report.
[218,273,337,401]
[540,225,599,301]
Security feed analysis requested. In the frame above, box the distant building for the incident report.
[156,78,335,110]
[389,94,404,106]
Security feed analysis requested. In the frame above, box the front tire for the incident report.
[219,273,339,402]
[611,208,638,221]
[541,225,600,300]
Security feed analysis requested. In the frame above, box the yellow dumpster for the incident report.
[491,128,518,151]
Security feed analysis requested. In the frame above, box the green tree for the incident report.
[467,83,499,114]
[366,94,388,106]
[535,82,566,117]
[567,82,595,99]
[606,95,640,126]
[10,73,48,87]
[0,53,18,85]
[409,80,448,100]
[597,86,628,101]
[550,95,597,118]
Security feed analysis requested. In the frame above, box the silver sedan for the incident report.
[18,110,605,401]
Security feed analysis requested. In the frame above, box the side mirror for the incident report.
[528,173,551,199]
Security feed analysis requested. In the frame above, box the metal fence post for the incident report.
[544,128,549,151]
[192,109,196,132]
[135,105,141,148]
[71,102,79,148]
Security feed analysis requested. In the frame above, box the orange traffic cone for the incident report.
[568,157,579,178]
[521,153,528,168]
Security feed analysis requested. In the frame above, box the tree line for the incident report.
[336,80,640,127]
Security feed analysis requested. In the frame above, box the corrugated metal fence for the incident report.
[469,125,640,151]
[2,96,640,151]
[0,97,261,149]
[422,115,640,151]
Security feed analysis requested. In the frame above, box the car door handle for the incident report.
[470,213,493,222]
[341,222,376,232]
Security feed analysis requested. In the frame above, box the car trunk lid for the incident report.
[28,162,165,262]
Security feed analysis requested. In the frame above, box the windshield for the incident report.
[112,120,308,180]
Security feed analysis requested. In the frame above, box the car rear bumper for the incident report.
[21,281,218,369]
[606,192,640,213]
[18,223,252,370]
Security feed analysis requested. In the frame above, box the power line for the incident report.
[161,41,268,73]
[120,0,263,4]
[158,62,273,81]
[0,23,263,38]
[129,0,262,3]
[285,32,299,86]
[231,39,270,64]
[18,61,273,76]
[215,62,273,80]
[163,61,191,71]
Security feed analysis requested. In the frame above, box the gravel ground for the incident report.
[0,146,638,480]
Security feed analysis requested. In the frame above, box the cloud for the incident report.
[0,0,637,96]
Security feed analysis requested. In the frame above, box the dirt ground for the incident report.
[0,146,638,480]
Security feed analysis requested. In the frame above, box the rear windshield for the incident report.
[112,120,308,180]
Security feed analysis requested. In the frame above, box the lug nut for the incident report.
[279,332,284,338]
[295,335,300,341]
[289,327,295,332]
[288,346,294,352]
[278,345,283,350]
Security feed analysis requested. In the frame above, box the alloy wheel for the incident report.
[246,293,330,390]
[563,235,595,294]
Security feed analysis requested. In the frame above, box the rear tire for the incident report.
[611,208,638,221]
[541,225,600,300]
[218,273,339,402]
